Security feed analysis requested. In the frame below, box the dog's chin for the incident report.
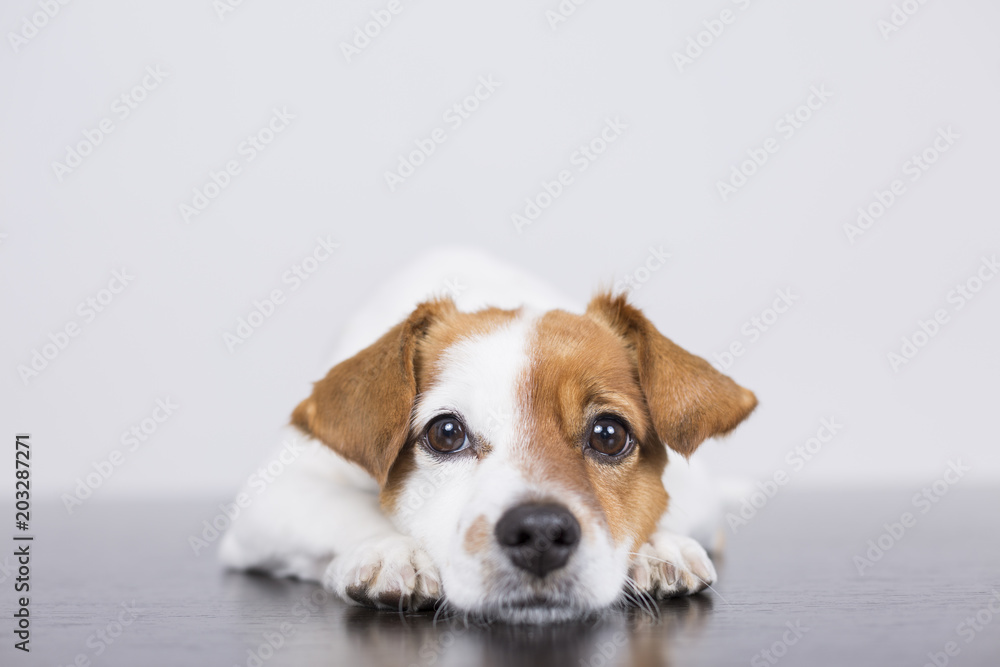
[469,595,601,624]
[440,557,628,624]
[449,579,622,624]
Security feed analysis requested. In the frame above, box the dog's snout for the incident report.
[494,503,581,577]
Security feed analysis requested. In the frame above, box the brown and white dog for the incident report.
[219,250,756,623]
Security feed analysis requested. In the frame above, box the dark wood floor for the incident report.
[11,486,1000,666]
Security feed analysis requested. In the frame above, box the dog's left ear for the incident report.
[291,298,456,486]
[586,292,757,457]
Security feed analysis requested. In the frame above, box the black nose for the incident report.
[494,503,581,577]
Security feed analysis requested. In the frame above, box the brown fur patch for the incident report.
[290,298,456,486]
[520,309,668,548]
[463,514,492,556]
[518,296,757,550]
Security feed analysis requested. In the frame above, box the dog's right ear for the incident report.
[291,298,456,486]
[586,292,757,458]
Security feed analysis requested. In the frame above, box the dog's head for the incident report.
[292,293,756,621]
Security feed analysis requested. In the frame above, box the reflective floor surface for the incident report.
[17,486,1000,666]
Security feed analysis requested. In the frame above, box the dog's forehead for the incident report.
[528,309,648,432]
[413,309,535,440]
[413,308,642,439]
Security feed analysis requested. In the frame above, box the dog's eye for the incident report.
[589,418,631,456]
[425,415,468,453]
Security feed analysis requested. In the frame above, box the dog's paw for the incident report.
[629,532,716,598]
[323,535,441,611]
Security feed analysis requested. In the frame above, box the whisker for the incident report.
[627,551,731,606]
[622,574,658,620]
[432,598,450,625]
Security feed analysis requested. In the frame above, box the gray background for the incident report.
[2,0,999,503]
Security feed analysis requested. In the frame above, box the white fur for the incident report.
[218,248,725,621]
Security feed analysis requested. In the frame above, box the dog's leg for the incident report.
[217,434,394,579]
[218,431,441,610]
[628,455,723,598]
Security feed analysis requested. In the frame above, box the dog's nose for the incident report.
[494,503,581,577]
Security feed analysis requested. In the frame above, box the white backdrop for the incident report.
[2,0,999,503]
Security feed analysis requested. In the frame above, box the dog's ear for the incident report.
[586,292,757,457]
[291,298,456,485]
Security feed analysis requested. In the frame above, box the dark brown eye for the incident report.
[425,415,468,453]
[589,418,631,456]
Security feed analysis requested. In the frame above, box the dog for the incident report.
[219,249,756,623]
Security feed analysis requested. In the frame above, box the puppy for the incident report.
[219,250,756,623]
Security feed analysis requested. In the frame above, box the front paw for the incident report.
[323,536,441,611]
[629,532,716,598]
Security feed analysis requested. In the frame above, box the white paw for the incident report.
[323,535,441,611]
[629,532,716,598]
